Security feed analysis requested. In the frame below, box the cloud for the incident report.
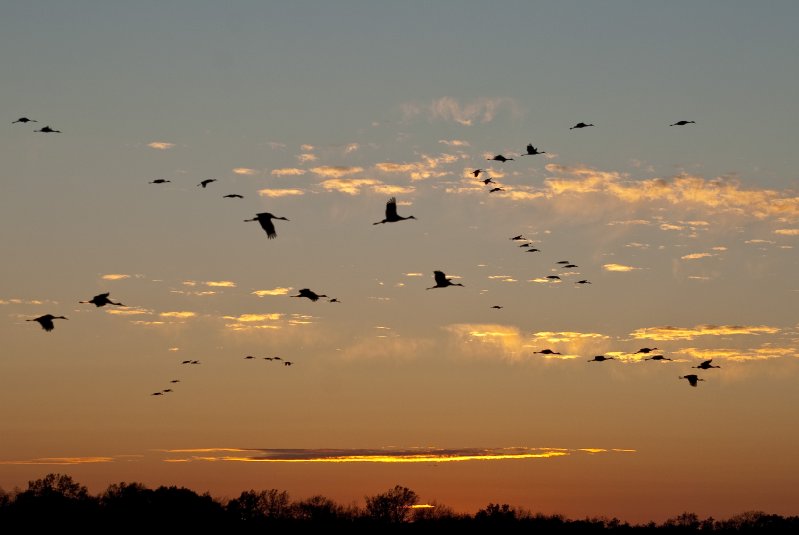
[0,298,46,305]
[775,229,799,236]
[675,346,795,362]
[147,142,175,150]
[252,287,292,297]
[301,144,314,151]
[297,154,317,163]
[344,142,360,154]
[105,307,152,316]
[603,263,640,272]
[159,311,197,319]
[233,167,258,175]
[375,154,456,181]
[681,253,714,260]
[267,142,287,150]
[224,313,283,322]
[745,239,775,244]
[319,178,380,195]
[608,220,652,226]
[271,168,307,177]
[439,139,470,147]
[205,281,236,288]
[403,97,521,126]
[630,324,781,341]
[405,273,424,277]
[101,274,130,280]
[258,188,305,197]
[0,456,116,465]
[372,184,415,195]
[310,166,364,178]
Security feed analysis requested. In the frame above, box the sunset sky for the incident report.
[1,1,798,523]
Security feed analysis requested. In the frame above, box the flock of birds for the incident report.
[16,115,712,389]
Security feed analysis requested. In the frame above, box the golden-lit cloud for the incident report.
[439,139,470,146]
[344,142,360,153]
[681,253,714,260]
[252,287,292,297]
[258,188,305,197]
[402,97,521,126]
[371,183,415,195]
[375,154,455,181]
[159,311,197,319]
[310,165,363,178]
[224,313,283,322]
[101,273,130,280]
[271,168,307,177]
[105,307,152,316]
[147,141,174,150]
[405,273,423,277]
[630,324,780,341]
[608,219,651,226]
[603,263,640,272]
[233,167,258,175]
[674,346,795,362]
[205,281,236,288]
[297,153,317,163]
[746,239,775,244]
[0,298,46,305]
[529,331,610,343]
[775,228,799,235]
[320,178,379,195]
[0,456,116,465]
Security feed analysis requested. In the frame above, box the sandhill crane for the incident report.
[575,279,591,284]
[12,117,37,124]
[170,379,180,383]
[245,212,289,239]
[79,292,125,307]
[670,120,695,126]
[328,298,341,303]
[149,179,171,184]
[527,248,541,253]
[223,194,243,198]
[292,288,328,301]
[546,275,561,281]
[692,359,720,370]
[284,361,293,366]
[680,374,704,387]
[488,154,513,162]
[634,347,658,354]
[644,355,671,361]
[519,243,531,248]
[27,314,68,332]
[273,357,282,361]
[35,125,61,133]
[198,179,217,188]
[490,305,503,309]
[569,122,594,130]
[482,177,495,185]
[244,355,255,360]
[190,360,200,364]
[589,355,614,362]
[472,169,483,178]
[181,360,192,364]
[489,187,504,193]
[521,144,546,156]
[427,270,464,290]
[562,264,578,268]
[151,392,163,396]
[374,197,416,225]
[162,389,173,393]
[556,261,570,264]
[534,349,561,355]
[263,357,274,361]
[510,235,526,241]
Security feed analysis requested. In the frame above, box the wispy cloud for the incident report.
[224,313,283,322]
[233,167,258,176]
[681,253,714,260]
[205,281,236,288]
[439,139,470,147]
[159,311,197,319]
[105,307,152,316]
[147,142,174,150]
[258,188,305,197]
[775,228,799,236]
[630,324,780,341]
[101,273,131,281]
[310,166,364,178]
[319,178,382,195]
[252,287,292,297]
[403,97,521,126]
[0,298,47,305]
[297,153,317,163]
[0,456,116,465]
[603,263,641,272]
[271,168,307,177]
[675,346,795,362]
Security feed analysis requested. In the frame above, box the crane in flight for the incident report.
[374,197,416,225]
[149,179,171,184]
[12,117,37,124]
[487,154,514,162]
[27,314,68,332]
[680,374,704,387]
[521,144,546,156]
[588,355,614,362]
[198,179,217,188]
[692,359,720,370]
[35,125,61,133]
[426,271,464,290]
[79,292,125,307]
[245,212,289,239]
[569,122,594,130]
[292,288,328,301]
[644,355,671,361]
[670,120,696,126]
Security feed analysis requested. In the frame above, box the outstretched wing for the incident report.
[258,216,277,239]
[433,271,448,286]
[526,143,534,153]
[385,197,398,219]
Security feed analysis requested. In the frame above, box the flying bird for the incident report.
[680,374,704,387]
[284,361,293,366]
[487,154,514,162]
[569,122,594,130]
[521,144,546,156]
[482,177,495,185]
[198,179,217,188]
[35,125,61,133]
[546,275,561,281]
[634,347,659,354]
[562,264,578,268]
[589,355,614,362]
[292,288,328,301]
[374,197,416,225]
[526,248,541,253]
[490,305,503,310]
[534,349,561,355]
[79,292,125,307]
[472,169,483,178]
[245,212,289,239]
[162,389,173,393]
[223,194,244,199]
[12,117,37,124]
[692,359,721,370]
[27,314,68,332]
[149,179,171,184]
[328,298,341,303]
[556,261,571,264]
[670,120,696,126]
[244,355,255,360]
[644,355,671,361]
[489,187,504,193]
[151,392,164,396]
[575,279,591,284]
[510,235,526,241]
[426,270,464,290]
[170,380,180,383]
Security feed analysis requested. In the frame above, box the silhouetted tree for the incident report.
[364,485,418,523]
[475,502,520,522]
[8,473,98,527]
[294,494,344,522]
[663,511,701,530]
[226,488,292,523]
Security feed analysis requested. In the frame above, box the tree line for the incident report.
[1,473,796,533]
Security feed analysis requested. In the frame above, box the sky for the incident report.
[1,0,798,523]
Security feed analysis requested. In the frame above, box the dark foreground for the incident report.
[1,473,796,533]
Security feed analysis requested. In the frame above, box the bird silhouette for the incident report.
[181,360,192,364]
[79,292,125,307]
[670,120,696,126]
[634,347,659,354]
[489,187,504,193]
[170,379,180,383]
[680,374,704,387]
[546,275,561,281]
[190,360,200,364]
[519,243,531,248]
[284,361,293,366]
[562,264,578,268]
[198,179,217,188]
[223,194,244,199]
[488,154,514,162]
[27,314,68,332]
[644,355,672,361]
[490,305,503,309]
[273,357,282,361]
[245,212,289,239]
[162,389,173,393]
[328,297,341,303]
[534,349,561,355]
[472,169,483,178]
[244,355,255,360]
[569,122,594,130]
[12,117,37,124]
[292,288,328,301]
[374,197,416,225]
[482,177,495,185]
[527,248,541,253]
[556,261,571,264]
[426,270,464,290]
[510,235,526,241]
[692,359,721,370]
[589,355,614,362]
[151,392,163,396]
[35,125,61,133]
[575,279,591,284]
[521,144,546,156]
[149,179,171,184]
